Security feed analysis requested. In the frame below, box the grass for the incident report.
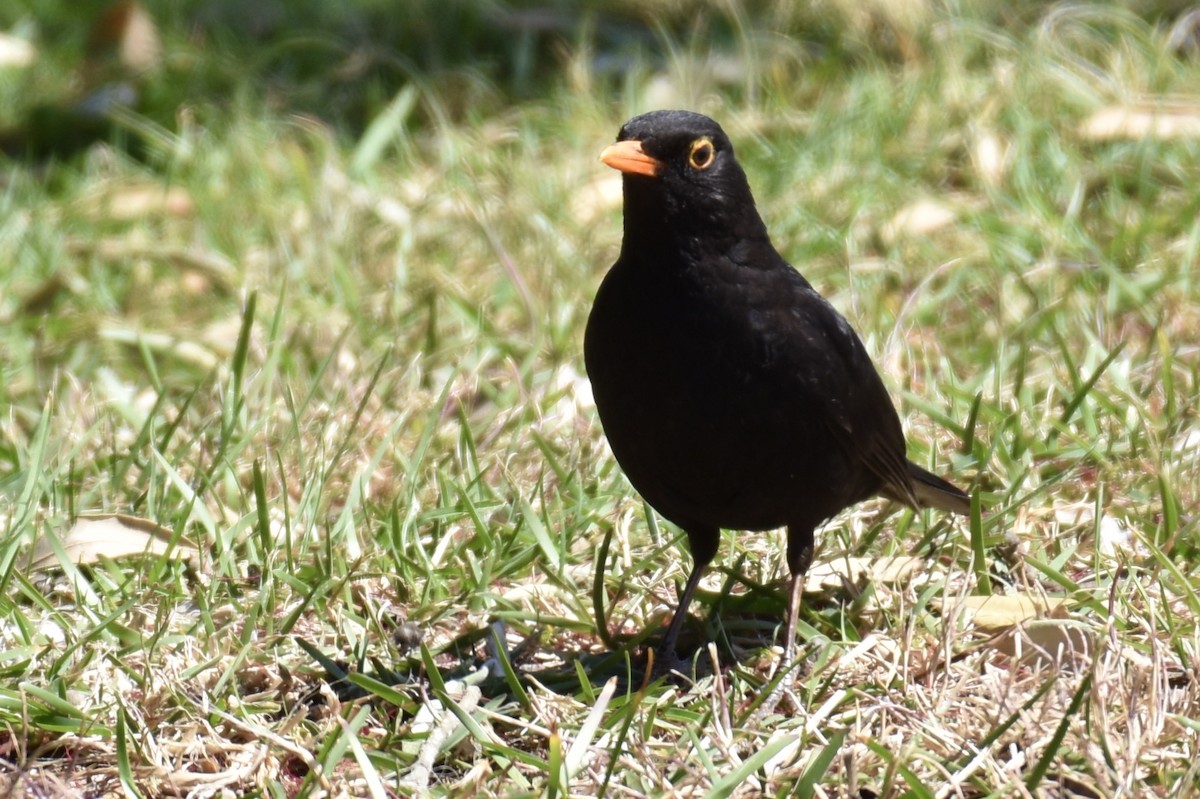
[2,1,1200,796]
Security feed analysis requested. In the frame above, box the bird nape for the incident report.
[584,109,972,679]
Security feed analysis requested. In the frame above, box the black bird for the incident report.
[584,110,971,673]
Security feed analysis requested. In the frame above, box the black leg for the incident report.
[657,525,719,663]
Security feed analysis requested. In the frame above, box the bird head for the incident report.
[601,110,769,249]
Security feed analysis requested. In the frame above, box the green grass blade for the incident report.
[1025,672,1093,790]
[794,729,846,799]
[593,522,618,651]
[1058,342,1127,429]
[969,488,991,595]
[708,733,798,799]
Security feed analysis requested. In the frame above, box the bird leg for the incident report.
[780,525,815,675]
[760,572,806,719]
[657,560,705,663]
[653,526,719,675]
[757,526,815,715]
[781,568,805,674]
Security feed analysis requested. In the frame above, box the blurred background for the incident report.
[6,0,1197,156]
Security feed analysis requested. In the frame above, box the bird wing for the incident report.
[785,279,921,508]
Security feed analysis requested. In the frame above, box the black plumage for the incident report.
[584,110,970,671]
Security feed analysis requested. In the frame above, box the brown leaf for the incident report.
[29,513,199,571]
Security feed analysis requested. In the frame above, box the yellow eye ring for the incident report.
[688,137,715,170]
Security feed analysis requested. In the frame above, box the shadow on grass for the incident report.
[297,570,862,708]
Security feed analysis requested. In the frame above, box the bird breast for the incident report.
[585,256,868,530]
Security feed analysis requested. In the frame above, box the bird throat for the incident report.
[620,176,771,271]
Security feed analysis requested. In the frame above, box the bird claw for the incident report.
[755,678,802,718]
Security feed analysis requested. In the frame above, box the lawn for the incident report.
[1,1,1199,797]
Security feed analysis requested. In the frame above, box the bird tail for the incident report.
[906,461,972,515]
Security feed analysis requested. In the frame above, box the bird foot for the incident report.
[755,680,802,718]
[645,646,700,686]
[751,656,791,716]
[754,639,822,717]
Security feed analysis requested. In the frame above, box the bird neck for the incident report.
[621,181,774,268]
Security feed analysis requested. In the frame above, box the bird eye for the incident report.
[687,137,715,170]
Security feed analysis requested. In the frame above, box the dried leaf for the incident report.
[972,131,1011,186]
[1078,104,1200,142]
[806,555,925,591]
[881,198,958,243]
[29,513,199,571]
[940,594,1070,632]
[82,182,194,221]
[992,620,1095,670]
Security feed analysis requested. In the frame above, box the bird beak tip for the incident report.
[600,140,661,178]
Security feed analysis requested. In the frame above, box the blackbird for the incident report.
[584,110,971,673]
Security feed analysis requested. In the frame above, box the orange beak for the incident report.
[600,140,662,178]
